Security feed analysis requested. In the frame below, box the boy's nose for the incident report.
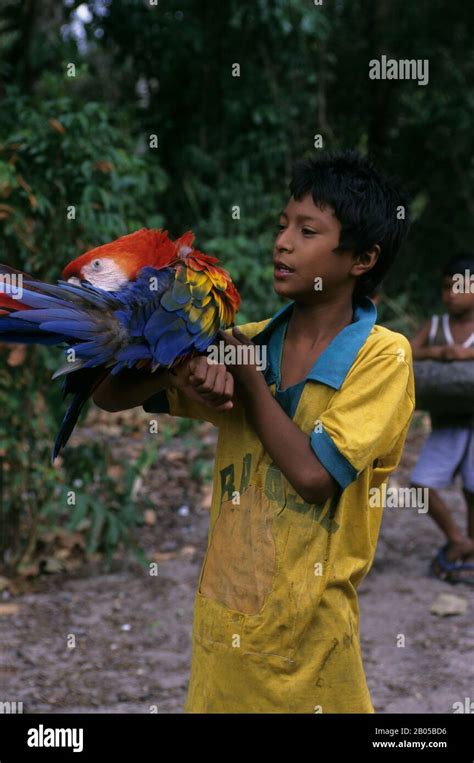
[275,233,294,252]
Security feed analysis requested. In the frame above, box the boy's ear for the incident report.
[351,244,380,277]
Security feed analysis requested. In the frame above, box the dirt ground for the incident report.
[1,409,473,714]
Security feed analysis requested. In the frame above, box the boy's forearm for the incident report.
[412,346,443,360]
[92,368,170,412]
[413,346,474,360]
[236,374,336,505]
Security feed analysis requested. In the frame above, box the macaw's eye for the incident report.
[91,259,102,271]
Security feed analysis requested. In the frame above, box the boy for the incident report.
[93,150,415,713]
[410,255,474,583]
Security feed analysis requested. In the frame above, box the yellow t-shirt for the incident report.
[143,296,415,713]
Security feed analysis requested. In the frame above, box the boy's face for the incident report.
[273,194,361,303]
[441,274,474,316]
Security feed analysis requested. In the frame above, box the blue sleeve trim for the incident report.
[310,426,358,489]
[143,389,170,414]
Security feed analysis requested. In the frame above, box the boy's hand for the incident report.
[169,356,234,411]
[216,328,267,397]
[440,345,474,361]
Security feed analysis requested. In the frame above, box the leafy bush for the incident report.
[0,86,167,574]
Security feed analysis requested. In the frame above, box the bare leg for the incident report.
[411,483,474,560]
[463,488,474,543]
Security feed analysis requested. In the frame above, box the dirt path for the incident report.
[360,415,474,714]
[1,411,472,713]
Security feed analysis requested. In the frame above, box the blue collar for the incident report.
[252,296,377,391]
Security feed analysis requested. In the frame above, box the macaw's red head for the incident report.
[62,228,177,290]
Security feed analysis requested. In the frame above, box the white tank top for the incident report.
[428,314,474,348]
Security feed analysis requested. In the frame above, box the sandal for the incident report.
[431,544,474,585]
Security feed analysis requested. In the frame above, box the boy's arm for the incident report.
[92,359,233,413]
[235,371,339,505]
[410,320,474,360]
[92,368,171,412]
[187,328,338,505]
[442,345,474,360]
[410,319,446,360]
[212,328,414,503]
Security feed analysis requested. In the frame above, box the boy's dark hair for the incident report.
[442,255,474,278]
[289,150,411,301]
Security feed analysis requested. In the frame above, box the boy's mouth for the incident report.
[274,260,295,277]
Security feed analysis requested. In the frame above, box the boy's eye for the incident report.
[276,224,318,234]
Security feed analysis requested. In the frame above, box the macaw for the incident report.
[0,228,240,461]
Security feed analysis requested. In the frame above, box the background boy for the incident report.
[410,255,474,583]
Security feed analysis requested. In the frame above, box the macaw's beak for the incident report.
[67,276,93,287]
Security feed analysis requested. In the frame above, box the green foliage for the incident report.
[77,0,474,323]
[40,440,160,569]
[0,346,67,572]
[0,85,167,276]
[1,0,473,572]
[0,80,167,574]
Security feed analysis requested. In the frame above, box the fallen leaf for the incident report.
[107,465,123,480]
[180,545,196,557]
[152,550,176,561]
[56,548,71,560]
[199,487,213,511]
[17,563,40,578]
[165,451,185,462]
[430,593,468,616]
[144,509,157,526]
[0,603,19,616]
[41,557,64,574]
[151,545,196,562]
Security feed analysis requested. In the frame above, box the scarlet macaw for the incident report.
[0,228,240,460]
